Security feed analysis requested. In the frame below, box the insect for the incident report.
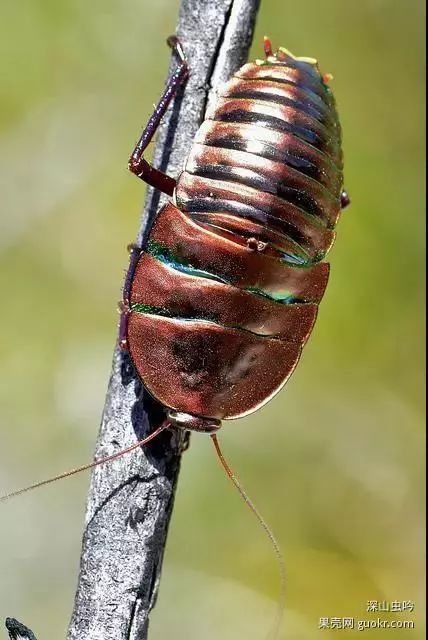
[2,35,348,638]
[121,35,348,434]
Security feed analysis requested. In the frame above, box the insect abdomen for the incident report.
[126,50,345,421]
[176,56,343,266]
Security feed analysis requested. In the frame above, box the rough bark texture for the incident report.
[5,619,37,640]
[3,2,260,638]
[66,2,261,640]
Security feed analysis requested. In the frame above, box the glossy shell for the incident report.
[124,50,345,421]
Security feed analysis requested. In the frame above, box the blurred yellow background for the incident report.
[0,1,425,638]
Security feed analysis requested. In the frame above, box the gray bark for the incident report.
[68,2,260,639]
[4,1,260,638]
[5,619,37,640]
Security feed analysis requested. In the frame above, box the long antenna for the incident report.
[211,434,286,640]
[0,421,170,503]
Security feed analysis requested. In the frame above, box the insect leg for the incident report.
[128,36,189,196]
[118,243,142,351]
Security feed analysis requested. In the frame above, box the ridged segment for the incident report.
[148,203,330,302]
[176,173,335,261]
[127,313,303,419]
[235,61,336,105]
[220,77,334,126]
[205,97,340,158]
[194,120,342,191]
[130,253,318,341]
[185,144,340,226]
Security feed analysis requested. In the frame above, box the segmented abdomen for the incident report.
[177,58,343,265]
[126,54,345,420]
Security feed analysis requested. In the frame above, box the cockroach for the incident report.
[2,35,349,637]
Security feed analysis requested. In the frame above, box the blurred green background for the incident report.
[0,1,425,638]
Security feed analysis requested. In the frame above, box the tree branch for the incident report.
[4,1,260,639]
[5,619,37,640]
